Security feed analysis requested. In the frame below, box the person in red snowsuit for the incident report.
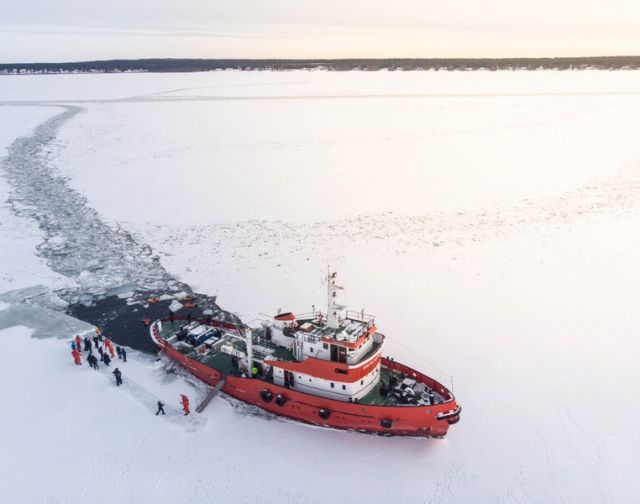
[104,338,115,358]
[75,335,82,353]
[71,349,82,365]
[180,394,190,415]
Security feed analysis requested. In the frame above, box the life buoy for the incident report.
[319,408,331,419]
[275,394,286,406]
[380,418,393,429]
[260,389,273,403]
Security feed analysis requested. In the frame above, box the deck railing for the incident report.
[345,310,375,325]
[293,310,375,326]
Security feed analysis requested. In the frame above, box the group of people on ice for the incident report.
[70,327,191,416]
[70,327,127,386]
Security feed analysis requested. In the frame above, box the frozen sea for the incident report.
[1,70,640,503]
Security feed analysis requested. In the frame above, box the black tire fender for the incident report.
[260,389,273,403]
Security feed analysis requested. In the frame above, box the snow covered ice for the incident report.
[1,70,640,503]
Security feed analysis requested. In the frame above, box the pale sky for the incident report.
[2,0,639,62]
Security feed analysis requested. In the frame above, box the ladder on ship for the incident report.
[195,379,226,413]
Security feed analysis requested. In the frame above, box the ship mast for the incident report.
[326,267,345,329]
[246,326,253,377]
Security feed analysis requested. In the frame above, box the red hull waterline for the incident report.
[151,320,461,437]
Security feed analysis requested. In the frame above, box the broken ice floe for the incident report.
[0,303,94,340]
[0,285,68,311]
[1,106,192,305]
[168,299,184,312]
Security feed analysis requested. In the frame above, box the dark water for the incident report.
[67,291,238,353]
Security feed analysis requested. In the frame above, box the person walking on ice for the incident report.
[180,394,190,415]
[75,335,82,353]
[156,401,166,415]
[112,368,123,386]
[121,348,127,362]
[116,346,122,359]
[71,348,82,365]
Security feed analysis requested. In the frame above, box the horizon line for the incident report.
[3,55,640,66]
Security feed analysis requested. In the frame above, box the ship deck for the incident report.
[159,321,444,407]
[359,370,400,406]
[295,314,374,345]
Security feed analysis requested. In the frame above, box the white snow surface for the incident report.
[45,70,640,224]
[0,106,73,293]
[1,70,640,503]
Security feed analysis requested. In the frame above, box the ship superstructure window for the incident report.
[335,368,348,375]
[342,385,346,390]
[323,343,328,349]
[330,382,334,388]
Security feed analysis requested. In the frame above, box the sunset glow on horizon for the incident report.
[2,0,639,62]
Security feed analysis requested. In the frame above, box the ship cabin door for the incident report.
[330,345,347,364]
[284,370,294,388]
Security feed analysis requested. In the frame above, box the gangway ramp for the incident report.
[195,379,226,413]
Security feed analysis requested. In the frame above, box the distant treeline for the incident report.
[2,57,640,74]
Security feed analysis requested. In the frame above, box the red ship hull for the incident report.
[151,321,460,437]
